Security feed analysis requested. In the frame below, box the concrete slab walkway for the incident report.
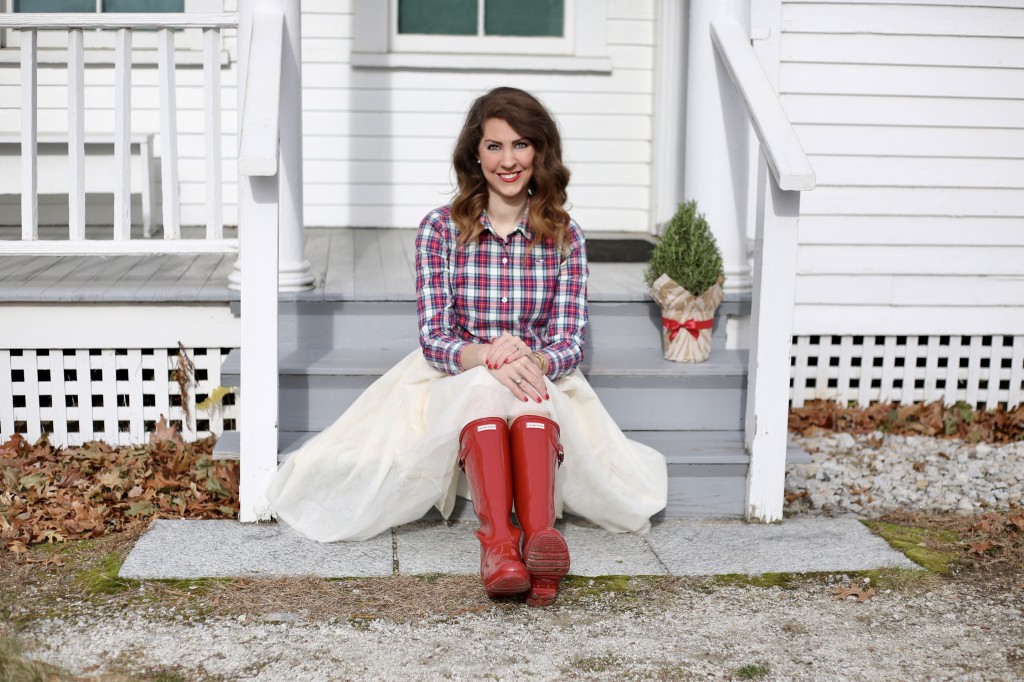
[118,516,917,580]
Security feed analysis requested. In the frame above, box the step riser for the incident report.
[261,378,744,432]
[253,301,743,352]
[423,467,747,521]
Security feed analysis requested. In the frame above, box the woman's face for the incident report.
[477,117,535,207]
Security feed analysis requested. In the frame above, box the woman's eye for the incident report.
[515,142,529,149]
[487,144,500,151]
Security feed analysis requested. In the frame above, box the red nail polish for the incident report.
[545,394,550,400]
[522,397,528,402]
[535,397,542,403]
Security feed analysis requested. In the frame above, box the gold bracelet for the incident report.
[533,351,549,376]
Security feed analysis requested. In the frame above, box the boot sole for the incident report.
[484,573,531,597]
[523,529,570,578]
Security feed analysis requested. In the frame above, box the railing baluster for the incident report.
[67,28,86,240]
[204,27,223,240]
[20,28,37,241]
[113,28,132,241]
[157,27,181,238]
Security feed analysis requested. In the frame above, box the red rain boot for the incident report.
[458,417,531,597]
[509,414,569,607]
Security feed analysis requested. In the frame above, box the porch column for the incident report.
[650,0,687,231]
[683,0,752,294]
[230,0,313,292]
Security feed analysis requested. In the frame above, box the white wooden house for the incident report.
[1,0,1022,524]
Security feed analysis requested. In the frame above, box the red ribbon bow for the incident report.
[662,316,713,341]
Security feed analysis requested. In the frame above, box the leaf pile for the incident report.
[789,400,1024,444]
[962,508,1024,571]
[1,418,238,554]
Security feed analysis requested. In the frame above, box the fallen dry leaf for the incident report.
[831,585,876,602]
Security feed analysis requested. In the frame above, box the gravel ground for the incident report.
[9,432,1024,681]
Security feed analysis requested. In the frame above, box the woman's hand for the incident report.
[484,333,531,369]
[491,356,548,403]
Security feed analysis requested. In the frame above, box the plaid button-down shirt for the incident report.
[415,205,588,381]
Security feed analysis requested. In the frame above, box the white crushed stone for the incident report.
[787,432,1024,515]
[14,431,1024,680]
[21,583,1024,681]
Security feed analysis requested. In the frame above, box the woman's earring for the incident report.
[476,159,481,164]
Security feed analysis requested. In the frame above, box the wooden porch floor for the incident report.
[0,226,651,303]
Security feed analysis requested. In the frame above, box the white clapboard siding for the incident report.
[0,0,656,233]
[783,94,1024,129]
[798,246,1024,277]
[795,125,1024,159]
[800,216,1024,246]
[781,1,1024,337]
[799,187,1024,217]
[795,275,1024,307]
[808,156,1024,189]
[782,3,1024,38]
[782,63,1024,99]
[782,33,1024,69]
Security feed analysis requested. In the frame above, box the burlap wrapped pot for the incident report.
[650,273,724,363]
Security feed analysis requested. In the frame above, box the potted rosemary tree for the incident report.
[643,200,725,362]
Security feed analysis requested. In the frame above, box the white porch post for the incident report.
[230,0,313,292]
[744,163,800,523]
[650,0,687,232]
[683,0,752,294]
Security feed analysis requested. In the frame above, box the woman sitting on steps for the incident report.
[266,87,668,607]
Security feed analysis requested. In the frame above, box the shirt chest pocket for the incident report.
[529,250,562,285]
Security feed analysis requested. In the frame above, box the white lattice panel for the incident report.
[0,347,239,447]
[790,335,1024,410]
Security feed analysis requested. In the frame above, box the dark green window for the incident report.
[398,0,564,37]
[14,0,184,11]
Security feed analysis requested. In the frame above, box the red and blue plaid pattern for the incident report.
[415,205,588,381]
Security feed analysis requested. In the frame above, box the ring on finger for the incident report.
[512,377,523,385]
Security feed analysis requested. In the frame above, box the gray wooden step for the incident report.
[213,429,806,519]
[220,345,746,432]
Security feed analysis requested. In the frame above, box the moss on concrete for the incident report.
[862,520,958,574]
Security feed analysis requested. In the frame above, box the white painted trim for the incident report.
[353,0,609,72]
[0,45,230,67]
[650,0,686,231]
[158,28,181,237]
[113,28,132,241]
[0,14,238,29]
[238,11,282,176]
[388,0,575,55]
[745,162,801,524]
[0,239,237,256]
[19,28,36,240]
[203,27,223,240]
[67,28,86,240]
[236,0,281,524]
[710,20,815,191]
[0,305,240,349]
[349,51,613,74]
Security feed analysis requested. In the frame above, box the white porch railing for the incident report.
[0,11,283,522]
[710,20,816,523]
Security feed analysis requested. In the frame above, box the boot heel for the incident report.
[523,528,570,577]
[523,528,569,607]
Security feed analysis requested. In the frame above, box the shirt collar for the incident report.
[480,204,533,241]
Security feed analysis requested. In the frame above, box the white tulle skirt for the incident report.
[265,349,668,542]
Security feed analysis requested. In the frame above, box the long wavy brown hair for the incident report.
[451,87,571,250]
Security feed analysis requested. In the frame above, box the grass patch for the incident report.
[862,520,959,574]
[73,549,139,596]
[712,572,800,589]
[558,575,674,610]
[0,635,73,682]
[735,662,770,680]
